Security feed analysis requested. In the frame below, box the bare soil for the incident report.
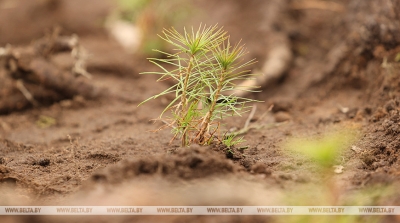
[1,0,400,222]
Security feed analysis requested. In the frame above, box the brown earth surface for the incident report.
[1,0,400,222]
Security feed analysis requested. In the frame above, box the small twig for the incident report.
[244,105,257,130]
[70,35,92,79]
[231,104,276,135]
[235,122,288,136]
[5,158,13,166]
[15,79,39,107]
[72,58,92,79]
[207,121,220,142]
[255,104,274,122]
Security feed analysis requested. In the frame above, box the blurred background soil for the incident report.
[0,0,400,222]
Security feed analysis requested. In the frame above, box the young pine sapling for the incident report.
[140,24,259,147]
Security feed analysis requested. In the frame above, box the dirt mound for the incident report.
[354,107,400,186]
[87,145,241,186]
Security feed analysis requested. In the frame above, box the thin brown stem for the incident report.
[180,55,194,112]
[196,70,225,144]
[179,55,194,146]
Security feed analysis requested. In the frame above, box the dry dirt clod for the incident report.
[0,165,10,174]
[384,99,398,112]
[338,104,349,113]
[274,111,292,122]
[37,158,51,167]
[333,165,344,174]
[351,145,363,154]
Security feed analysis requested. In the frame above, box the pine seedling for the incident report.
[222,132,245,149]
[140,24,259,147]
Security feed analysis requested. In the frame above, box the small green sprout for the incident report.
[140,24,259,147]
[395,52,400,62]
[223,133,245,149]
[36,115,56,128]
[285,130,357,169]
